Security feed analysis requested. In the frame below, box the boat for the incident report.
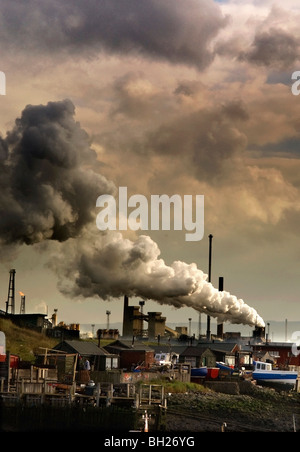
[154,352,179,366]
[191,367,208,377]
[252,361,298,386]
[191,366,221,379]
[216,362,234,374]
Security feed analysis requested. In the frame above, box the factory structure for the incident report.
[0,269,80,340]
[1,267,300,379]
[121,293,265,342]
[122,295,185,340]
[1,268,184,342]
[1,236,269,343]
[1,268,186,341]
[1,267,266,343]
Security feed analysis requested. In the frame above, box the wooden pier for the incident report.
[0,380,167,431]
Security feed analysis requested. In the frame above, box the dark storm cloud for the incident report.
[138,100,249,183]
[240,28,299,69]
[0,99,114,245]
[0,0,228,69]
[109,72,160,119]
[0,137,8,161]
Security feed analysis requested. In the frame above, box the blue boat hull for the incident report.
[191,367,208,377]
[216,362,234,374]
[252,371,298,385]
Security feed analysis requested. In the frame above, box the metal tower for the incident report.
[6,269,16,315]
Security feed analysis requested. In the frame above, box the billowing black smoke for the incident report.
[0,99,115,245]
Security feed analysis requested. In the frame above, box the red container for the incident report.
[206,367,219,379]
[10,355,19,368]
[0,354,19,367]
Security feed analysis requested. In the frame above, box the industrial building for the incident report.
[122,295,181,340]
[0,269,80,340]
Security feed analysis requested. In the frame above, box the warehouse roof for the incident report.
[104,340,154,353]
[53,340,110,356]
[181,346,216,357]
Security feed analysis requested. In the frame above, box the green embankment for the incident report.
[0,318,115,362]
[0,317,59,362]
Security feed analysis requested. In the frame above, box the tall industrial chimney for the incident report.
[52,309,58,327]
[217,277,224,339]
[206,234,213,340]
[19,293,26,315]
[123,295,130,337]
[106,310,111,329]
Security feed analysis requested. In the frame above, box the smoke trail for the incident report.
[0,99,265,328]
[48,228,265,327]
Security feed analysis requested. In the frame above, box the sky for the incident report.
[0,0,300,337]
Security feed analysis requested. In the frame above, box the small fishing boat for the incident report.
[252,361,298,386]
[216,362,234,374]
[191,366,208,377]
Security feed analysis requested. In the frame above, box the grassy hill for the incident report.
[0,317,60,362]
[0,317,115,363]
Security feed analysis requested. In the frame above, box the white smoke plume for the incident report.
[48,228,265,328]
[1,100,265,328]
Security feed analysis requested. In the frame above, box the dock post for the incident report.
[96,383,100,407]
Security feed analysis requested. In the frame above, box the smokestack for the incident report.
[52,309,58,327]
[139,300,145,335]
[217,276,224,339]
[253,325,265,340]
[206,234,213,340]
[123,295,130,337]
[124,295,129,313]
[106,310,111,329]
[19,292,26,315]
